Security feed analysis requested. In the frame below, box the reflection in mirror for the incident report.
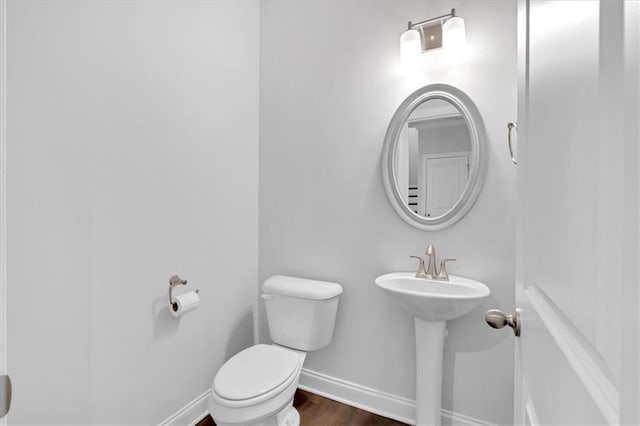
[394,99,471,219]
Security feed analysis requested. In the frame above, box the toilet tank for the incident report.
[262,275,343,351]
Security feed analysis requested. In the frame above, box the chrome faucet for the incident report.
[425,244,438,278]
[410,244,457,282]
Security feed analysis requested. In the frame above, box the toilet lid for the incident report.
[214,344,300,401]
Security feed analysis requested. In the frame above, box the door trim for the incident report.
[525,285,620,425]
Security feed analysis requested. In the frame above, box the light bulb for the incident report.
[443,16,466,52]
[400,28,422,70]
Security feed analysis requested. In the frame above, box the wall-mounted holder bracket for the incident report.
[407,8,457,52]
[168,274,199,312]
[169,274,187,307]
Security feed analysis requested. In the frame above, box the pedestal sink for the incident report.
[375,272,490,426]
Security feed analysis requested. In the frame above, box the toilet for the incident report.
[208,275,343,426]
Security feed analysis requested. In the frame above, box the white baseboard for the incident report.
[159,369,497,426]
[299,368,497,426]
[158,389,211,426]
[298,368,415,424]
[441,408,498,426]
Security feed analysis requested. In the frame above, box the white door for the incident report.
[423,154,468,218]
[511,1,640,425]
[0,0,8,422]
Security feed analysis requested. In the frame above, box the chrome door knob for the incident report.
[485,309,521,337]
[0,375,11,418]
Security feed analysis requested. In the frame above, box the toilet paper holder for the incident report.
[169,274,199,310]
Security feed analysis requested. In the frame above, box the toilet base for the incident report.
[213,402,300,426]
[279,404,300,426]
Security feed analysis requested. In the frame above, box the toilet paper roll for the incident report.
[170,290,200,317]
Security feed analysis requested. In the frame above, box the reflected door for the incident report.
[423,155,468,218]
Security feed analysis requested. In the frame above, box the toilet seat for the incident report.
[209,275,341,426]
[213,344,302,408]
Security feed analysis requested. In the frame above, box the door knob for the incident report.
[485,309,521,337]
[0,375,11,418]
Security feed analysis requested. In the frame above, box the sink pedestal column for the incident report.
[414,318,447,426]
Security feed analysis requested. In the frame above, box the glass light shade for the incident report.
[442,16,466,51]
[400,29,422,69]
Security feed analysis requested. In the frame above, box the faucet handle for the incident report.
[409,255,428,278]
[436,259,456,281]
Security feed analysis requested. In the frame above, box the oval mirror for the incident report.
[381,84,487,230]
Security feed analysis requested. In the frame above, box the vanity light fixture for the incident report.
[400,8,466,67]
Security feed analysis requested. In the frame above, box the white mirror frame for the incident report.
[381,84,487,231]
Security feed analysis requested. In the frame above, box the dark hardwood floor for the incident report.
[197,389,407,426]
[196,414,216,426]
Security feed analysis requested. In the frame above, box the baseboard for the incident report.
[299,368,497,426]
[441,408,498,426]
[158,389,211,426]
[298,368,415,424]
[159,370,497,426]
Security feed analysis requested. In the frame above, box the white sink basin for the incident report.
[375,272,490,321]
[376,272,490,425]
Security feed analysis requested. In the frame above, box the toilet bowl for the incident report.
[208,344,306,426]
[208,276,343,426]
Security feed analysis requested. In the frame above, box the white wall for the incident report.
[259,1,516,424]
[418,124,471,154]
[7,1,259,423]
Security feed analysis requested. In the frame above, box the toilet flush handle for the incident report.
[261,294,273,300]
